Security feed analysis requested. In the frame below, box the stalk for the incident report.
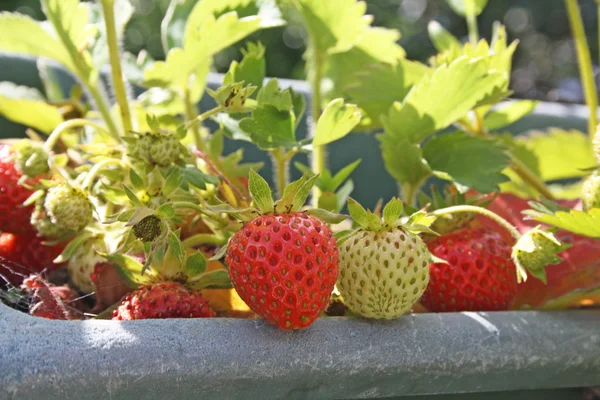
[465,8,479,45]
[182,234,226,248]
[183,87,202,149]
[44,119,114,151]
[309,48,325,206]
[432,205,521,241]
[565,0,598,140]
[185,106,225,131]
[270,148,291,198]
[101,0,133,135]
[83,159,127,190]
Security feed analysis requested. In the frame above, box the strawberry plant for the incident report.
[0,0,598,330]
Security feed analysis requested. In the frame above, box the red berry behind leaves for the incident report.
[0,232,65,286]
[0,145,36,235]
[226,212,339,330]
[112,283,215,320]
[421,228,517,312]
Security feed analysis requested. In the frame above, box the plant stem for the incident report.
[270,148,291,198]
[83,159,127,190]
[401,182,420,207]
[44,119,114,151]
[432,205,521,241]
[466,9,479,45]
[182,233,226,248]
[101,0,133,135]
[565,0,598,140]
[185,106,224,131]
[183,86,202,149]
[309,48,325,206]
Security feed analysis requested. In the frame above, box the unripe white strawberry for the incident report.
[512,227,564,284]
[582,170,600,211]
[337,198,432,319]
[11,139,49,177]
[44,184,93,233]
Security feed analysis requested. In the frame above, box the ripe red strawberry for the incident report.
[0,232,65,286]
[226,212,339,329]
[420,227,518,312]
[0,145,36,235]
[112,282,214,320]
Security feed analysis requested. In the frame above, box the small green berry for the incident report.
[44,185,93,232]
[512,227,563,283]
[133,215,162,242]
[12,140,49,177]
[582,170,600,211]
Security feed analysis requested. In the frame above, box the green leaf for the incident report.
[0,12,74,72]
[123,185,145,208]
[335,180,355,212]
[187,269,233,289]
[128,168,145,191]
[0,96,63,134]
[382,57,506,144]
[163,168,182,197]
[37,59,66,102]
[167,231,185,263]
[157,203,176,220]
[524,208,600,239]
[181,166,219,189]
[239,105,296,150]
[256,79,292,111]
[313,98,361,146]
[328,159,361,192]
[423,132,510,193]
[275,174,307,211]
[344,59,429,131]
[290,89,306,126]
[428,20,462,52]
[294,0,371,55]
[516,129,596,181]
[209,243,229,261]
[248,169,274,213]
[292,174,319,211]
[378,135,432,185]
[106,253,153,288]
[382,198,404,226]
[185,252,208,277]
[229,42,266,93]
[41,0,96,82]
[447,0,488,16]
[347,197,370,228]
[305,208,347,224]
[54,233,90,263]
[484,100,539,131]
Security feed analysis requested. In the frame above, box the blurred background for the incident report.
[2,0,600,103]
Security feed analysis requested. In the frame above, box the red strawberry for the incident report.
[0,232,65,286]
[112,282,215,320]
[0,145,36,235]
[421,227,517,312]
[226,212,339,330]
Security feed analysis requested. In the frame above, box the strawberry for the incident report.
[127,129,184,167]
[221,171,340,330]
[112,282,214,320]
[43,184,93,234]
[0,144,36,235]
[337,198,431,319]
[421,227,518,312]
[0,232,65,286]
[582,170,600,211]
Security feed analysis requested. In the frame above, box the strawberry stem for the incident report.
[182,234,227,248]
[309,48,325,207]
[101,0,133,136]
[465,7,479,45]
[565,0,598,141]
[82,159,127,191]
[184,106,224,131]
[44,119,114,152]
[432,205,521,241]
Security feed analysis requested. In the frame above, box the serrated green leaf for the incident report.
[484,100,539,131]
[524,208,600,239]
[185,251,208,277]
[239,105,296,150]
[187,269,233,289]
[343,59,429,131]
[256,79,292,111]
[0,12,74,72]
[382,198,404,226]
[0,96,63,134]
[347,197,369,228]
[382,57,506,144]
[313,99,361,146]
[516,129,596,181]
[275,174,307,211]
[106,253,152,288]
[248,169,274,213]
[229,42,266,93]
[167,231,185,263]
[294,0,371,55]
[305,208,347,224]
[447,0,488,16]
[379,135,432,185]
[423,132,509,193]
[428,20,462,52]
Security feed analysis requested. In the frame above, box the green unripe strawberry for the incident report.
[133,215,163,242]
[31,203,71,238]
[44,184,93,232]
[582,170,600,211]
[337,198,432,319]
[128,130,182,166]
[12,139,49,177]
